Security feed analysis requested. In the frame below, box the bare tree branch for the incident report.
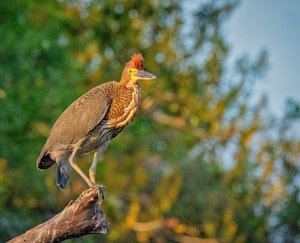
[7,187,109,243]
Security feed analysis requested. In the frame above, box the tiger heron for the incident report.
[36,53,156,192]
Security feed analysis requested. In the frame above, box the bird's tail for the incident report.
[56,159,72,190]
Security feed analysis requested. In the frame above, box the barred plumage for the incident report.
[36,53,156,190]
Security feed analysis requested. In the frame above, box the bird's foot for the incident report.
[92,184,105,204]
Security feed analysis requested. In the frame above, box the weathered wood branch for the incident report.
[7,187,109,243]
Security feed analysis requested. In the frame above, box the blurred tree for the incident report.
[0,0,299,242]
[0,0,84,238]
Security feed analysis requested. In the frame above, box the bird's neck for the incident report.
[105,82,141,128]
[116,82,141,108]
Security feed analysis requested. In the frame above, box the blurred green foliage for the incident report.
[0,0,299,242]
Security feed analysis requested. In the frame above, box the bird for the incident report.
[36,53,156,192]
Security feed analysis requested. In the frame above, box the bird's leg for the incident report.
[89,152,105,202]
[89,140,110,184]
[89,152,100,184]
[69,144,105,202]
[69,142,94,188]
[88,140,110,202]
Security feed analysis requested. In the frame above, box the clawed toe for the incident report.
[92,184,105,202]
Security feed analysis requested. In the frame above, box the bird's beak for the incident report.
[135,70,156,80]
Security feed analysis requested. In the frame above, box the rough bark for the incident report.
[7,187,109,243]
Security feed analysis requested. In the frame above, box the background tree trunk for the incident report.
[7,187,108,242]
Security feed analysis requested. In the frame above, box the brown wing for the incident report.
[36,81,115,169]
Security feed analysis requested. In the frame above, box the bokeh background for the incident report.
[1,0,299,242]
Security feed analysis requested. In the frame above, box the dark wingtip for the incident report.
[37,153,55,170]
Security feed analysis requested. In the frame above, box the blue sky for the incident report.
[227,0,300,116]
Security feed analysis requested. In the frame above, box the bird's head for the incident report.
[120,53,156,85]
